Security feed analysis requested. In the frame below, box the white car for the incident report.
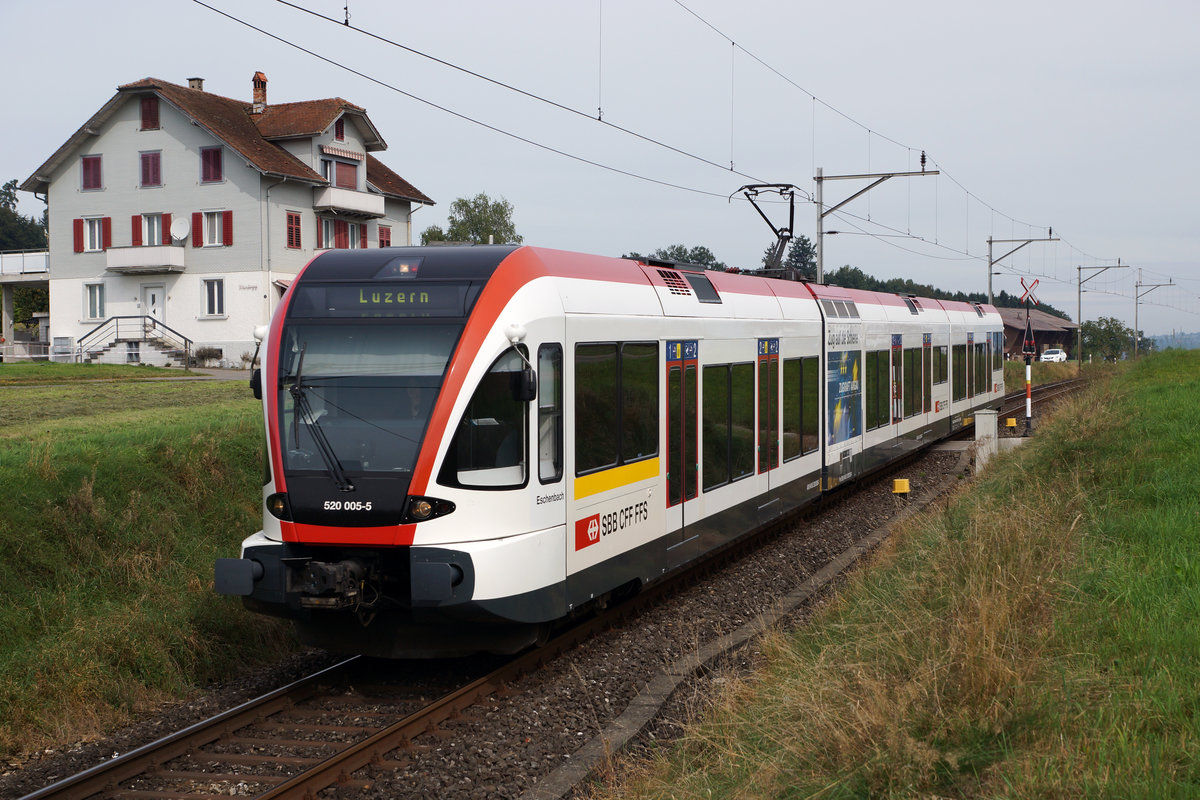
[1040,348,1067,362]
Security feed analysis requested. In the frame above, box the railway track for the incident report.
[18,378,1083,800]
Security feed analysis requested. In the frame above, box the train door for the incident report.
[665,340,699,568]
[966,332,975,400]
[758,339,780,477]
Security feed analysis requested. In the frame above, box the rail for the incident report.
[74,316,192,365]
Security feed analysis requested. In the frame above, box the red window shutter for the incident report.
[335,117,345,141]
[335,161,356,190]
[379,225,391,248]
[316,218,323,248]
[334,220,348,249]
[101,217,112,250]
[192,212,203,247]
[359,224,367,249]
[162,213,172,244]
[141,96,159,129]
[131,215,142,247]
[222,210,233,246]
[73,218,84,253]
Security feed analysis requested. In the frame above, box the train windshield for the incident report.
[277,322,462,477]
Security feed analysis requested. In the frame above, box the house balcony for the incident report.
[106,245,186,274]
[313,186,385,218]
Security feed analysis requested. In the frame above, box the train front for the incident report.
[215,245,551,657]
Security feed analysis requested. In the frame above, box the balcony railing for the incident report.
[0,249,49,276]
[313,186,385,218]
[106,245,186,274]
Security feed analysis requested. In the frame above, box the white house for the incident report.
[21,73,434,366]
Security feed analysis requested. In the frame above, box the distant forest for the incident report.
[817,263,1072,320]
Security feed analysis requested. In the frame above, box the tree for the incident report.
[1080,316,1148,361]
[420,192,522,245]
[760,235,816,280]
[622,244,727,271]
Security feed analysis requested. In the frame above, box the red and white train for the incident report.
[216,245,1004,657]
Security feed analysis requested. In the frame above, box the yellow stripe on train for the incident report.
[574,457,661,500]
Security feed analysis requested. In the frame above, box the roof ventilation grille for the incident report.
[657,269,692,296]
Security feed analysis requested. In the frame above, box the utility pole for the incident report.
[1134,269,1172,358]
[986,233,1059,306]
[1077,259,1129,373]
[814,155,937,283]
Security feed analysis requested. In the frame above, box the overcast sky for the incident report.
[3,0,1197,335]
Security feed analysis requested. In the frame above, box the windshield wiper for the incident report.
[290,343,355,492]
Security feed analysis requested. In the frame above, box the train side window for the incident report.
[782,356,819,460]
[620,342,659,464]
[574,341,658,476]
[864,350,884,431]
[800,356,818,455]
[783,359,801,461]
[575,343,619,474]
[538,344,563,483]
[935,345,948,385]
[702,364,730,490]
[730,363,755,480]
[441,347,529,489]
[903,347,920,418]
[952,344,967,402]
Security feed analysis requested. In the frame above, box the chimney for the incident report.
[252,71,267,114]
[188,77,204,91]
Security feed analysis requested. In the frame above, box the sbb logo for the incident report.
[575,514,600,551]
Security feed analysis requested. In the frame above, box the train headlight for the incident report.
[403,495,456,523]
[266,492,292,520]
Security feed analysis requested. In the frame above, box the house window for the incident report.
[334,161,356,190]
[140,96,159,130]
[286,212,302,249]
[204,211,224,246]
[203,278,225,316]
[334,117,345,141]
[320,218,360,249]
[200,147,223,182]
[81,155,102,190]
[378,225,391,248]
[85,283,105,320]
[140,151,162,187]
[142,213,163,246]
[84,218,106,252]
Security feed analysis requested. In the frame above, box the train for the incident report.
[215,245,1004,657]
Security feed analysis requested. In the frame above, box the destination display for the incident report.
[289,282,471,318]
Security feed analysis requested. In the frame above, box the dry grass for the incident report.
[588,371,1134,799]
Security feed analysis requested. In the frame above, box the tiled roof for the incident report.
[23,76,429,206]
[255,98,372,142]
[366,154,434,205]
[120,78,323,182]
[998,307,1077,332]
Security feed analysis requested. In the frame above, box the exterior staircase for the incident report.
[75,316,193,367]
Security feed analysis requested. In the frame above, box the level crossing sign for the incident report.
[1020,278,1040,355]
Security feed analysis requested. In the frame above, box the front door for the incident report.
[142,284,164,327]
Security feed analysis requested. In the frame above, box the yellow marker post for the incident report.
[893,478,910,495]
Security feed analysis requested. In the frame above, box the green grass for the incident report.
[0,377,297,756]
[593,351,1200,799]
[0,361,192,385]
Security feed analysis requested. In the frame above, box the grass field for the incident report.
[0,366,297,757]
[592,351,1199,798]
[0,362,189,386]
